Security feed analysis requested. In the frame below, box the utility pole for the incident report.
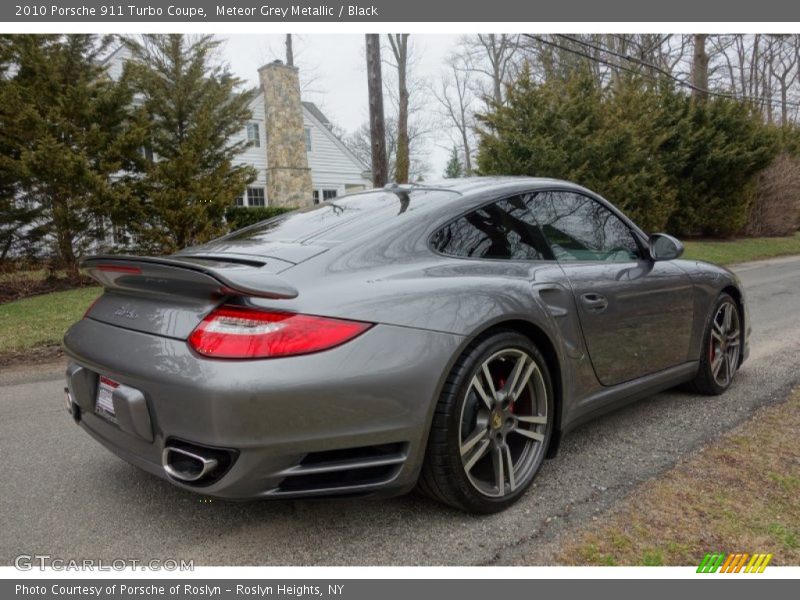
[365,34,388,187]
[692,34,709,101]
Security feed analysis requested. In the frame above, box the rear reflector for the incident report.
[96,264,142,274]
[188,305,373,359]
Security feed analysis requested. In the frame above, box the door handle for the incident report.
[580,293,608,312]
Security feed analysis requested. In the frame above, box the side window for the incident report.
[528,191,640,262]
[432,195,551,261]
[246,122,260,147]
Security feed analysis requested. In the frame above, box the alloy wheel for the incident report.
[709,301,741,388]
[458,348,548,498]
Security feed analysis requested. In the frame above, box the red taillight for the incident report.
[188,305,373,359]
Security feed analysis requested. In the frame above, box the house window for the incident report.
[246,122,260,147]
[322,189,338,201]
[247,186,266,207]
[312,190,320,204]
[234,194,245,207]
[304,127,312,151]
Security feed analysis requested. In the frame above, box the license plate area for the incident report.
[95,376,119,424]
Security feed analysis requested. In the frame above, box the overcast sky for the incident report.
[220,34,462,178]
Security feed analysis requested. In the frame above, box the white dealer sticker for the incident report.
[95,376,119,423]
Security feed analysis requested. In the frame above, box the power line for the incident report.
[525,35,659,82]
[523,34,800,111]
[558,33,800,110]
[556,34,745,102]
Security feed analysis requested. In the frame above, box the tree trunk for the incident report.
[461,127,472,175]
[51,194,79,281]
[781,80,788,125]
[692,34,709,101]
[389,34,410,183]
[0,235,13,264]
[285,34,293,66]
[365,34,388,187]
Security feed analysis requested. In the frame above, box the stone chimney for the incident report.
[258,61,313,207]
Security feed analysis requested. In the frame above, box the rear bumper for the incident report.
[63,318,464,499]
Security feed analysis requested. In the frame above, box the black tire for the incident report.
[418,330,554,514]
[690,293,742,396]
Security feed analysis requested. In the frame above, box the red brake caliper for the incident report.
[499,377,515,413]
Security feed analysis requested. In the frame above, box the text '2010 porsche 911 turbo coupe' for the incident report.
[63,178,749,513]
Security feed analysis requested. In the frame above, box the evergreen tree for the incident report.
[0,36,27,262]
[476,65,677,231]
[444,146,464,178]
[476,64,779,235]
[124,34,256,252]
[667,98,778,236]
[0,35,144,276]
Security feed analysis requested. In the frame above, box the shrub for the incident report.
[745,153,800,237]
[224,206,296,231]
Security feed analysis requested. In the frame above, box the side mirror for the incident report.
[649,233,684,261]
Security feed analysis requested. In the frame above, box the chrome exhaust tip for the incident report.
[64,386,80,421]
[162,446,219,482]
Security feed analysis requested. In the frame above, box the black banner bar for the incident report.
[3,0,800,23]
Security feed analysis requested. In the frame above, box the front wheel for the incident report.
[419,331,554,513]
[690,293,742,395]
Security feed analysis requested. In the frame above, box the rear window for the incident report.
[225,190,445,244]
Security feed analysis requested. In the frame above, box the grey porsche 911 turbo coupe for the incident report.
[63,177,749,513]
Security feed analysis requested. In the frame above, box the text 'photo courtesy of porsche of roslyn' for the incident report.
[1,0,800,591]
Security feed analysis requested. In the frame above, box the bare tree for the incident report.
[365,34,388,187]
[462,34,521,106]
[485,33,800,126]
[387,34,410,183]
[704,35,800,123]
[261,35,322,95]
[768,36,799,125]
[431,53,476,174]
[344,119,430,183]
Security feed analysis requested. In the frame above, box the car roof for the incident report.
[381,176,585,198]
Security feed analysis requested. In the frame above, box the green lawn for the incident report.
[683,233,800,265]
[0,286,101,355]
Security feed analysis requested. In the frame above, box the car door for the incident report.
[526,190,695,386]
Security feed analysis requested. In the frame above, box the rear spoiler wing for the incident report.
[80,255,299,300]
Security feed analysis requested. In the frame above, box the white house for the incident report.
[233,97,371,207]
[107,46,371,209]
